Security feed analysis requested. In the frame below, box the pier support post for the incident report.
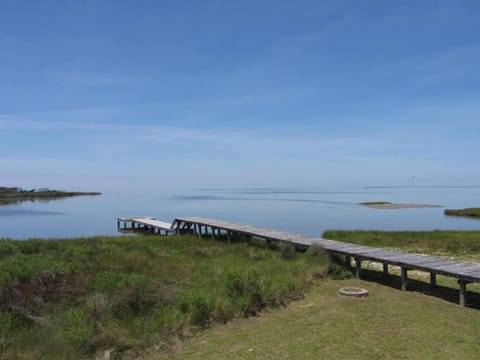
[383,263,389,276]
[227,231,231,243]
[430,273,437,288]
[196,224,201,238]
[211,227,215,240]
[459,280,467,307]
[355,258,361,279]
[401,267,408,291]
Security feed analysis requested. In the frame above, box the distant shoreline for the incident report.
[359,202,443,209]
[444,208,480,219]
[0,187,101,206]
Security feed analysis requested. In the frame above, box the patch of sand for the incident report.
[361,203,443,209]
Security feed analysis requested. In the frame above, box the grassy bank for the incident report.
[0,235,332,359]
[445,208,480,219]
[323,230,480,260]
[173,279,480,359]
[164,230,480,359]
[0,187,101,206]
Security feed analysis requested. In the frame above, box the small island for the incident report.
[359,201,442,209]
[0,186,101,206]
[444,208,480,219]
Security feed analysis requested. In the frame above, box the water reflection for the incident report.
[0,208,65,216]
[0,197,76,206]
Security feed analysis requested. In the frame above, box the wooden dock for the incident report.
[117,217,174,235]
[119,216,480,306]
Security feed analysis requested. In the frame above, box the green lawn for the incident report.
[172,279,480,360]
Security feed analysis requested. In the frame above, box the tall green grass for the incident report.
[0,235,330,359]
[323,230,480,257]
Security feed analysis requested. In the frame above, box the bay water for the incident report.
[1,186,480,240]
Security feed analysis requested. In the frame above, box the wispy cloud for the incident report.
[47,71,145,87]
[1,110,472,165]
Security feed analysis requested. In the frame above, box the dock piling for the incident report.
[355,258,361,279]
[383,263,389,276]
[401,267,408,291]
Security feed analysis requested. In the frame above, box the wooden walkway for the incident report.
[117,217,174,234]
[119,216,480,306]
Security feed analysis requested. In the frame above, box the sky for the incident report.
[1,0,479,192]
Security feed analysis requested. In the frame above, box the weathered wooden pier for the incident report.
[117,217,174,235]
[118,216,480,307]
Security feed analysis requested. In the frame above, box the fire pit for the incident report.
[338,287,369,297]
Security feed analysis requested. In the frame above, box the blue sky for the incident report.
[1,0,479,192]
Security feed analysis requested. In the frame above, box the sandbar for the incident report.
[360,202,443,209]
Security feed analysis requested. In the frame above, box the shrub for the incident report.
[306,244,330,266]
[124,239,155,256]
[224,271,245,298]
[150,306,183,335]
[0,240,18,260]
[187,247,212,258]
[61,306,94,350]
[307,243,325,258]
[224,270,266,315]
[0,253,67,285]
[0,311,17,357]
[0,311,16,336]
[17,240,45,254]
[93,271,151,292]
[279,242,297,260]
[178,292,212,327]
[212,299,234,323]
[99,244,122,259]
[0,270,10,286]
[328,263,353,280]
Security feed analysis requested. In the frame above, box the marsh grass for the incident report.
[323,230,480,260]
[0,235,330,359]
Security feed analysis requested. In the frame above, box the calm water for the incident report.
[1,186,480,239]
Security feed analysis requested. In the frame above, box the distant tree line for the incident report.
[0,187,56,193]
